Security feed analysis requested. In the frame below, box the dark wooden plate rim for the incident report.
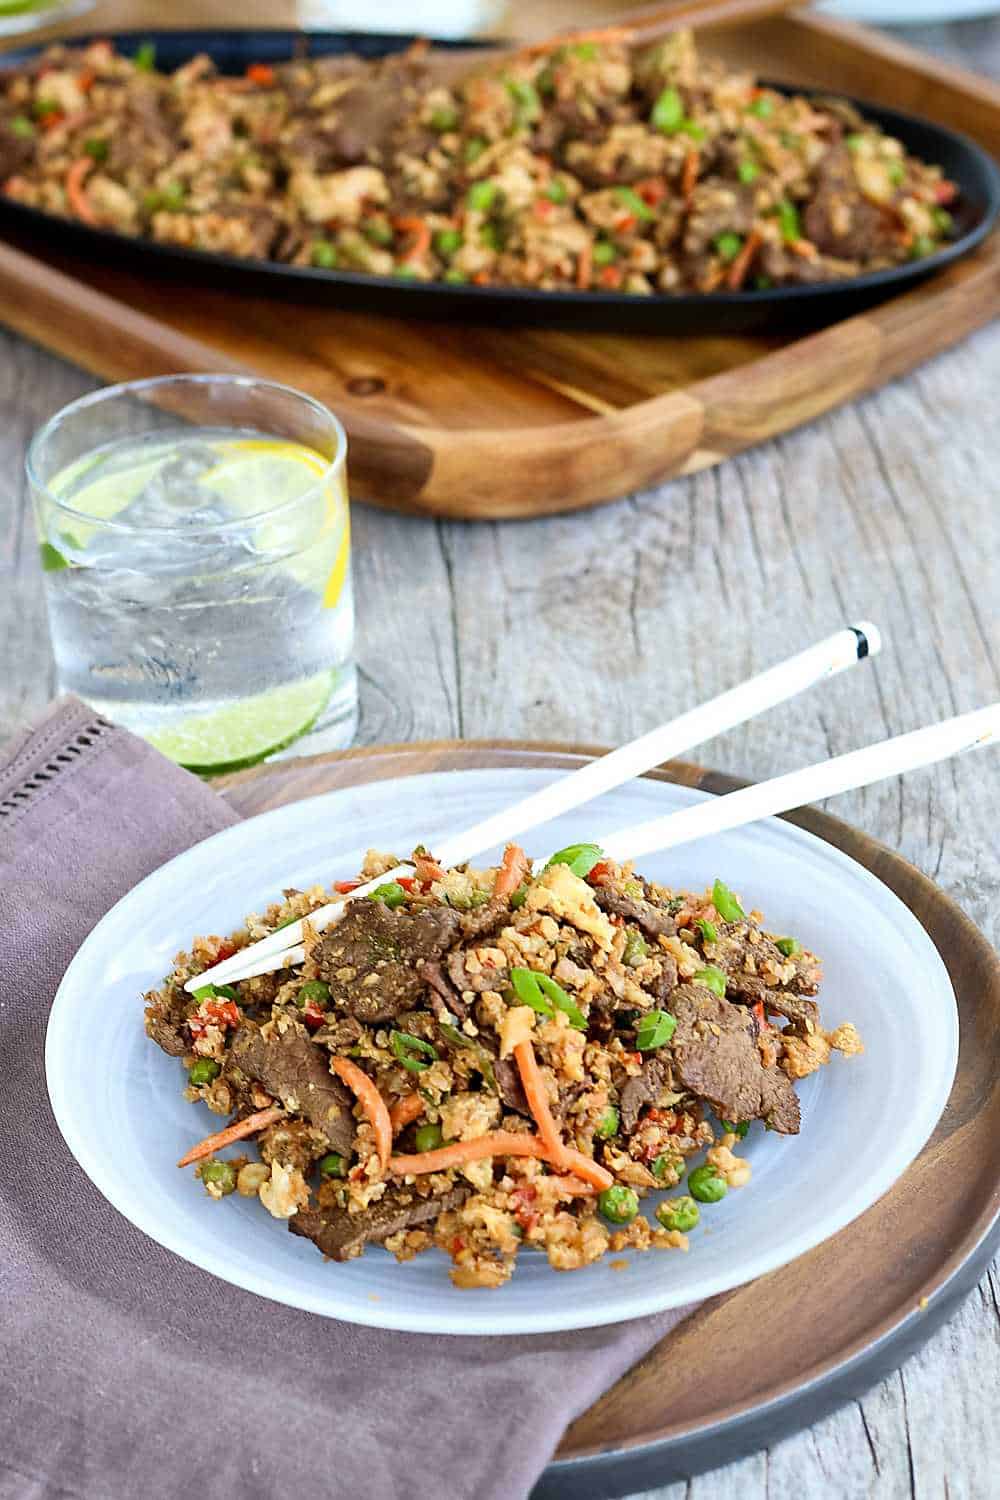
[2,29,998,332]
[218,739,1000,1495]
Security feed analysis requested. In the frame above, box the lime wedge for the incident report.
[146,672,334,774]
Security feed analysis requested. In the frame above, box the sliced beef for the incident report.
[683,178,754,257]
[459,897,512,943]
[494,1056,530,1116]
[446,948,508,995]
[144,987,190,1057]
[620,1056,671,1133]
[290,1184,469,1262]
[228,1022,355,1154]
[326,56,430,164]
[418,958,467,1021]
[312,1015,365,1051]
[669,983,801,1134]
[592,885,676,938]
[803,144,898,261]
[709,920,821,1006]
[314,900,461,1023]
[724,971,820,1030]
[648,952,679,1002]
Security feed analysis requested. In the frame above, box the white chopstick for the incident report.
[184,621,881,992]
[601,702,999,862]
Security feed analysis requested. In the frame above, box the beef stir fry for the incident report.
[0,32,958,294]
[145,842,862,1287]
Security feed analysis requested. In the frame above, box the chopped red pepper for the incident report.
[78,69,95,93]
[614,213,637,233]
[214,940,238,964]
[414,853,445,884]
[246,63,275,86]
[635,176,666,207]
[39,111,65,131]
[189,998,240,1038]
[587,861,612,884]
[533,196,555,221]
[397,876,417,892]
[334,879,362,894]
[450,1236,466,1255]
[301,1002,326,1030]
[935,179,958,205]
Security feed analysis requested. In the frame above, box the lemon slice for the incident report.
[202,439,329,520]
[146,672,334,774]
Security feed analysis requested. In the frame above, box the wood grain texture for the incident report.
[0,16,996,517]
[213,741,1000,1482]
[0,5,998,1498]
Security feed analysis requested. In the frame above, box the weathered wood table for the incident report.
[1,13,998,1500]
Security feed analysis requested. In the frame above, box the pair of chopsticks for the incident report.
[187,624,997,992]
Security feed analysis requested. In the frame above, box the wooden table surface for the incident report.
[2,6,999,1499]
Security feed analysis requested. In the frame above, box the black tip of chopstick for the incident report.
[850,627,871,660]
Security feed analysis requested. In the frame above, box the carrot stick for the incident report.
[494,843,529,901]
[514,1037,570,1169]
[66,158,99,227]
[388,1092,425,1133]
[561,1145,614,1192]
[576,242,593,290]
[177,1105,284,1168]
[789,238,818,260]
[331,1055,392,1171]
[682,149,700,200]
[390,1130,547,1176]
[522,25,634,58]
[726,226,763,290]
[394,216,431,263]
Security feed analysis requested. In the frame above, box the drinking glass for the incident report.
[28,373,356,772]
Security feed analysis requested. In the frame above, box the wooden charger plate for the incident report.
[216,740,1000,1496]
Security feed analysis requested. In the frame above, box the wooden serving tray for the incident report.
[217,741,1000,1496]
[1,12,998,519]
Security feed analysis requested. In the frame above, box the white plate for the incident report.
[46,767,958,1336]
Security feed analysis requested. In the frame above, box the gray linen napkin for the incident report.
[0,697,689,1500]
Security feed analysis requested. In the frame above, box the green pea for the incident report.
[84,137,109,161]
[933,207,953,233]
[433,227,463,258]
[188,1058,220,1087]
[845,132,864,152]
[545,177,568,204]
[297,979,330,1008]
[680,120,706,142]
[650,86,684,134]
[415,1122,444,1153]
[364,219,394,245]
[593,241,617,266]
[506,77,540,125]
[443,268,467,283]
[594,1106,619,1140]
[910,235,937,260]
[479,223,500,250]
[712,878,745,922]
[571,40,598,60]
[430,105,458,132]
[369,881,407,907]
[775,936,801,957]
[318,1152,347,1178]
[10,115,35,139]
[622,928,648,967]
[656,1196,700,1233]
[311,239,338,269]
[200,1160,236,1195]
[889,162,906,186]
[738,160,758,184]
[467,179,497,213]
[748,95,774,118]
[714,232,743,263]
[688,1164,728,1203]
[651,1154,683,1184]
[393,263,420,279]
[162,181,186,212]
[464,137,486,163]
[598,1184,639,1224]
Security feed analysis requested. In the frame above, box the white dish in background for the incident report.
[46,767,958,1336]
[820,0,999,24]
